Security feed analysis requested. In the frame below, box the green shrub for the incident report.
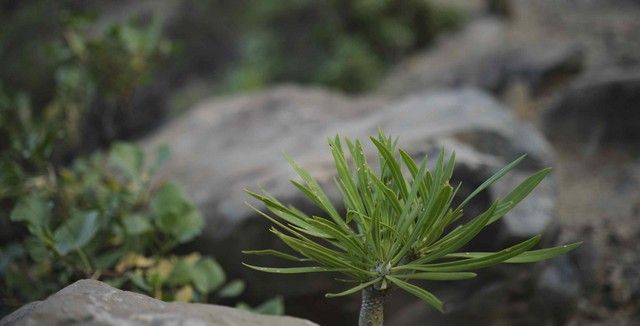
[227,0,466,93]
[1,142,282,313]
[244,132,581,325]
[0,12,282,316]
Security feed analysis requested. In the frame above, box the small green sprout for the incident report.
[243,132,581,326]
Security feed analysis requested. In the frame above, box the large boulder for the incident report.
[543,69,640,147]
[0,279,316,326]
[380,18,583,97]
[143,85,557,324]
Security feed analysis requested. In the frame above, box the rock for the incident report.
[380,18,583,97]
[531,255,582,323]
[510,0,640,69]
[543,68,640,148]
[0,279,316,326]
[142,85,556,324]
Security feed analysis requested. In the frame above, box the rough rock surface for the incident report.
[143,85,556,324]
[510,0,640,70]
[543,68,640,147]
[0,279,317,326]
[380,18,583,97]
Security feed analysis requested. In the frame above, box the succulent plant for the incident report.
[244,132,580,325]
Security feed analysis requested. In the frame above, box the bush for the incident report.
[0,12,282,316]
[2,142,282,313]
[226,0,466,93]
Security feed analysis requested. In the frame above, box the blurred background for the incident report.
[1,0,639,325]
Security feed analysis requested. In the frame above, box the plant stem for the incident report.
[359,286,385,326]
[74,248,92,273]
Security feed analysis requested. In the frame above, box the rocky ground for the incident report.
[0,280,317,326]
[3,0,639,325]
[145,0,640,324]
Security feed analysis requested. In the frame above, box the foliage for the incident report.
[1,140,283,314]
[244,132,581,312]
[0,13,282,316]
[227,0,466,93]
[1,6,172,158]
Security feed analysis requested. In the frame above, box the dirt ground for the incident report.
[553,140,640,325]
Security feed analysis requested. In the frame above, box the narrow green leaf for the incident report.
[275,231,374,277]
[392,271,476,280]
[446,241,582,263]
[418,202,498,263]
[370,137,408,199]
[325,277,381,298]
[218,280,246,298]
[387,276,444,312]
[285,155,346,231]
[243,263,345,274]
[489,168,552,224]
[367,170,402,214]
[242,249,309,261]
[402,235,541,272]
[457,155,526,209]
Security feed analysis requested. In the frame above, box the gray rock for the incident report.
[0,279,316,326]
[142,85,556,324]
[531,255,581,323]
[380,18,583,97]
[510,0,640,69]
[543,68,640,147]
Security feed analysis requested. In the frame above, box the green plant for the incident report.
[1,141,283,315]
[0,12,282,316]
[244,132,581,325]
[227,0,466,93]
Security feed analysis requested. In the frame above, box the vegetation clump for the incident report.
[0,15,281,316]
[244,132,581,325]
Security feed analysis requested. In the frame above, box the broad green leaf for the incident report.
[53,210,99,255]
[192,258,225,294]
[251,296,285,315]
[446,241,582,263]
[151,182,204,242]
[218,280,245,298]
[166,259,193,286]
[387,276,444,312]
[109,142,144,178]
[122,214,151,235]
[10,195,51,241]
[128,271,152,292]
